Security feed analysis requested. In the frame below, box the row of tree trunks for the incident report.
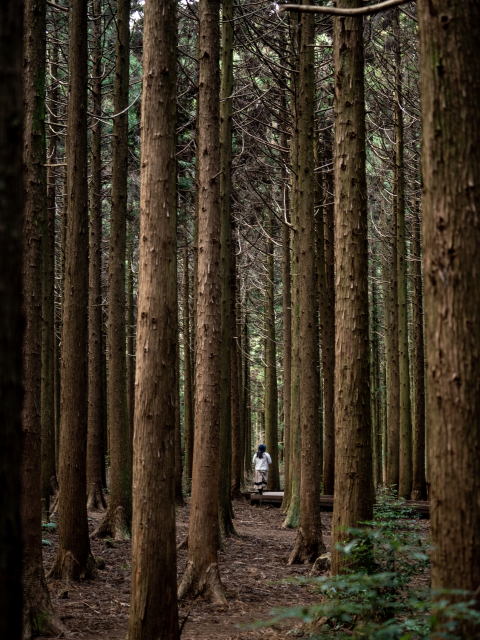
[0,1,25,636]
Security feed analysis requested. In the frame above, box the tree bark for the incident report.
[289,2,326,563]
[175,310,185,507]
[418,0,480,621]
[92,0,132,540]
[331,0,373,575]
[46,0,96,582]
[411,207,426,501]
[394,10,412,499]
[127,252,135,462]
[231,240,243,498]
[0,3,24,636]
[177,0,226,604]
[126,0,179,633]
[183,244,194,481]
[87,0,106,512]
[322,128,335,496]
[22,0,67,631]
[265,215,281,491]
[218,0,236,534]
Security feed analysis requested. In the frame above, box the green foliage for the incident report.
[254,489,480,639]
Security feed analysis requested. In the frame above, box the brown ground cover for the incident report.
[39,498,332,639]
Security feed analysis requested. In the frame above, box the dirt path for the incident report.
[40,499,332,639]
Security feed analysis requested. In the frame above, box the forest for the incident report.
[1,0,480,638]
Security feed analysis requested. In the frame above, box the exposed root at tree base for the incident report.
[90,505,130,541]
[177,534,189,551]
[178,560,228,605]
[288,527,326,565]
[86,482,107,511]
[46,549,97,581]
[22,604,66,640]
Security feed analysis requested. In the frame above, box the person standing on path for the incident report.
[253,444,272,494]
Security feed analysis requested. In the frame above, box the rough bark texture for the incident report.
[331,0,373,575]
[394,11,412,499]
[289,4,325,564]
[218,0,236,534]
[418,0,480,619]
[87,0,106,512]
[127,253,135,463]
[411,207,426,501]
[322,129,335,496]
[92,0,132,540]
[22,0,67,633]
[175,324,185,507]
[47,0,96,582]
[177,0,226,604]
[0,3,24,636]
[231,242,243,498]
[265,215,280,492]
[280,104,292,502]
[183,244,194,481]
[126,0,179,634]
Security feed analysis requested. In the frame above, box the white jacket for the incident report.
[253,452,272,471]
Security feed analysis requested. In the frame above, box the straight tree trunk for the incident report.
[183,244,194,481]
[218,0,236,534]
[46,0,96,582]
[0,3,24,636]
[87,0,106,512]
[243,308,252,474]
[394,11,412,499]
[22,0,66,631]
[289,2,326,564]
[231,240,243,497]
[93,0,132,539]
[322,128,335,496]
[387,164,400,488]
[126,0,179,632]
[281,119,292,500]
[418,1,480,622]
[177,0,226,604]
[371,271,382,488]
[381,206,391,484]
[331,0,373,575]
[127,253,135,459]
[283,20,301,525]
[411,208,426,500]
[175,316,185,507]
[264,215,280,491]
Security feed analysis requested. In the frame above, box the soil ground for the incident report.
[40,497,332,639]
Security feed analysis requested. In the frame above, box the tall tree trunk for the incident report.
[418,1,480,621]
[283,17,301,526]
[22,0,67,631]
[0,3,24,636]
[41,42,58,521]
[371,270,382,489]
[289,2,326,564]
[331,0,373,575]
[127,252,135,460]
[231,239,243,497]
[264,216,280,491]
[183,244,194,481]
[46,0,96,582]
[126,0,179,632]
[93,0,132,539]
[394,11,412,499]
[387,163,400,488]
[411,207,426,501]
[322,127,335,496]
[175,312,185,507]
[177,0,226,604]
[244,307,252,475]
[218,0,236,534]
[381,205,391,485]
[87,0,106,512]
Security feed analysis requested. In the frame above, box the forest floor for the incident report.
[40,495,430,639]
[40,496,331,639]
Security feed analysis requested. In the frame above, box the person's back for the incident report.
[253,444,271,494]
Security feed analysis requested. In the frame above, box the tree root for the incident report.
[177,535,188,551]
[178,560,227,605]
[90,505,129,541]
[219,502,237,539]
[86,482,107,511]
[288,527,327,565]
[23,562,67,639]
[282,494,300,529]
[46,549,97,581]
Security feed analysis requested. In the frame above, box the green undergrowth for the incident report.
[254,487,480,639]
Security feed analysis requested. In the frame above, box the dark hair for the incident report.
[256,444,266,459]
